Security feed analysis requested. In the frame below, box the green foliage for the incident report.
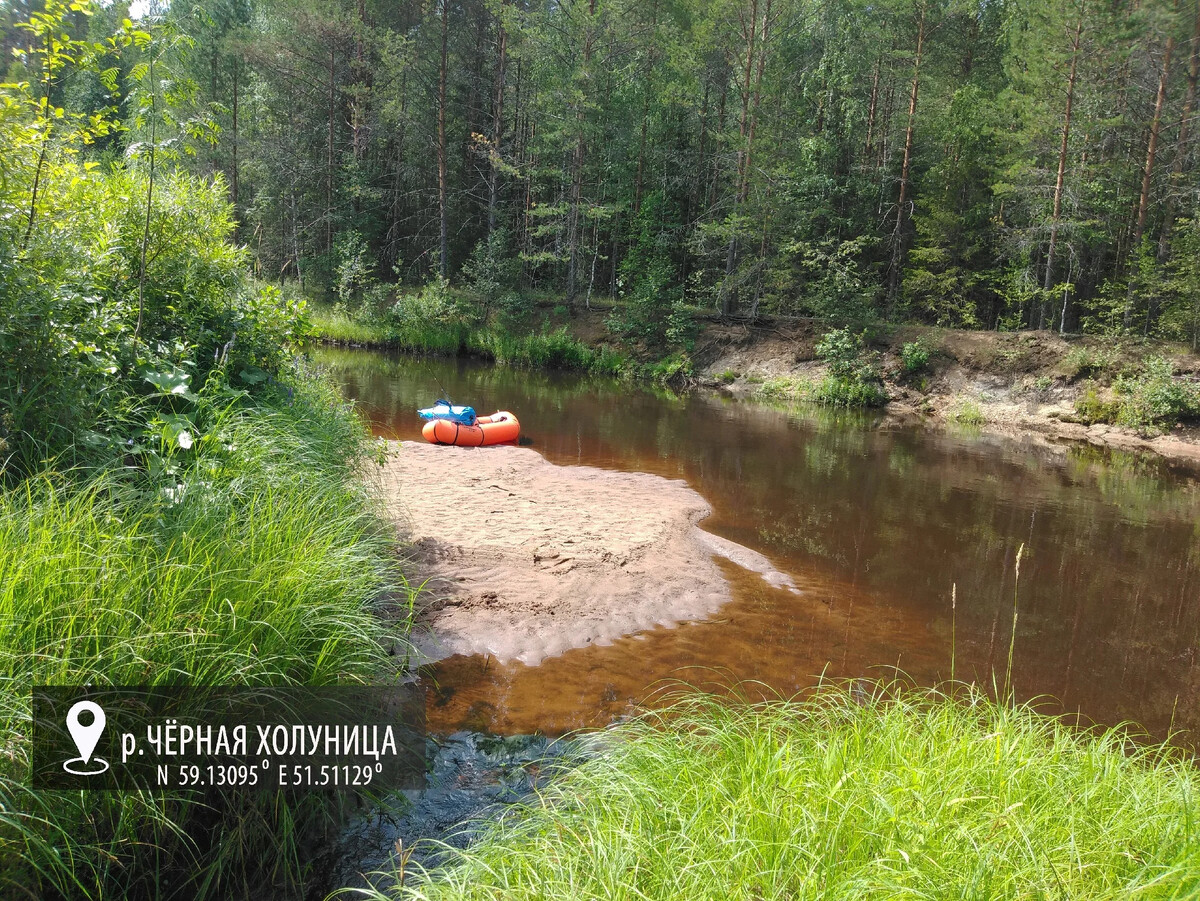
[1113,357,1200,433]
[810,374,888,408]
[0,156,307,478]
[645,352,693,385]
[1075,384,1119,425]
[335,230,375,308]
[309,301,392,345]
[356,685,1200,901]
[1157,216,1200,349]
[900,340,930,374]
[463,228,518,318]
[947,398,985,426]
[0,366,413,898]
[776,236,877,325]
[1060,344,1118,381]
[813,328,887,407]
[755,375,814,402]
[608,193,693,351]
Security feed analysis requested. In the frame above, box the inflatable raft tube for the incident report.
[422,411,520,447]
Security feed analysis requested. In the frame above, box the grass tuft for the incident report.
[350,684,1200,900]
[0,365,413,899]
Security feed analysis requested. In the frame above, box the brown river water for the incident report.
[316,347,1200,744]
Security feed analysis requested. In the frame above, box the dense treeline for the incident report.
[9,0,1200,345]
[30,0,1200,340]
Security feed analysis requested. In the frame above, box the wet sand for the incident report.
[380,442,797,665]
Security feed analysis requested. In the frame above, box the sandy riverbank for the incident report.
[379,443,797,665]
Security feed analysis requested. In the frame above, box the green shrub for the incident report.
[1060,345,1117,381]
[646,353,693,385]
[813,328,888,407]
[1113,356,1200,432]
[811,373,887,407]
[900,339,930,374]
[0,165,309,480]
[755,375,811,401]
[463,229,518,320]
[1075,384,1120,424]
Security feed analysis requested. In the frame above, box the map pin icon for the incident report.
[66,700,106,765]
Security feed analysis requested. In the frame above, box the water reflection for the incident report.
[314,347,1200,743]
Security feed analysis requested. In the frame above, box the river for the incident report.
[317,346,1200,745]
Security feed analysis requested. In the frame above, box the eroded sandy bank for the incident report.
[380,443,796,665]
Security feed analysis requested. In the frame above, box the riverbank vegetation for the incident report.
[0,5,412,895]
[358,684,1200,901]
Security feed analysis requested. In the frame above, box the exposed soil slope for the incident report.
[684,319,1200,467]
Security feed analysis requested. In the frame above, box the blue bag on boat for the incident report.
[418,401,477,426]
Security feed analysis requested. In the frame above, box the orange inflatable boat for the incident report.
[422,411,520,446]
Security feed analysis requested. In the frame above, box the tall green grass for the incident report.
[353,684,1200,900]
[311,310,638,380]
[0,367,413,899]
[309,304,394,346]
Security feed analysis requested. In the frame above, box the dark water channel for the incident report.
[317,347,1200,745]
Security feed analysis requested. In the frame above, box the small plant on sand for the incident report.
[947,398,985,425]
[1060,344,1118,381]
[756,375,813,401]
[1075,384,1119,424]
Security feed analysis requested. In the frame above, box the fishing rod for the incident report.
[419,357,454,407]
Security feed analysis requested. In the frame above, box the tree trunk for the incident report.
[488,4,508,236]
[231,58,239,211]
[352,0,367,163]
[327,45,336,255]
[724,0,773,314]
[567,0,598,304]
[633,0,660,216]
[1159,0,1200,258]
[437,0,449,279]
[886,2,926,309]
[1133,30,1175,248]
[1044,8,1084,307]
[864,56,880,167]
[1126,18,1176,327]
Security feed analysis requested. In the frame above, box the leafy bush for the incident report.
[813,328,887,407]
[1075,384,1120,424]
[1060,345,1117,381]
[0,164,309,479]
[646,352,694,385]
[463,228,519,319]
[900,340,930,374]
[811,374,887,407]
[1113,356,1200,432]
[755,375,812,401]
[335,230,375,308]
[608,258,688,349]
